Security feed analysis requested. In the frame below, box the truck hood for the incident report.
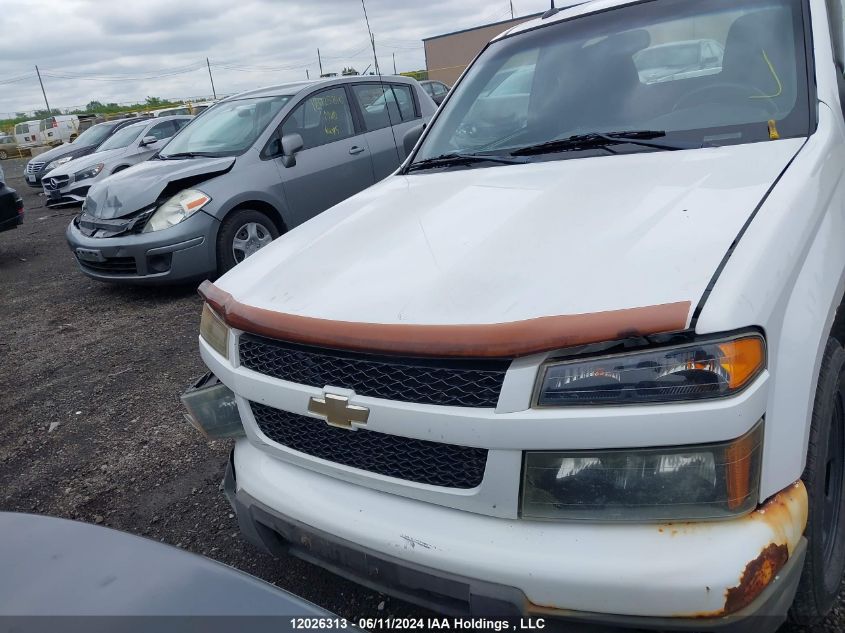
[85,156,235,219]
[217,140,804,328]
[46,148,127,178]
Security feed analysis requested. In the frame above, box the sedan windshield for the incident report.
[159,95,291,158]
[96,124,145,151]
[413,0,810,166]
[72,123,114,146]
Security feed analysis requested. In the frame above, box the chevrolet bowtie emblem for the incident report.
[308,393,369,430]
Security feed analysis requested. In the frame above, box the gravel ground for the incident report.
[0,155,840,632]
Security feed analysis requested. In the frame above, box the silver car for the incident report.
[65,76,436,284]
[43,116,192,207]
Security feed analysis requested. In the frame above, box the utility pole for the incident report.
[393,52,396,74]
[361,0,380,76]
[317,49,323,76]
[35,65,51,114]
[206,58,217,100]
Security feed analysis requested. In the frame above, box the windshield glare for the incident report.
[72,123,114,146]
[96,124,145,151]
[160,95,291,158]
[415,0,809,163]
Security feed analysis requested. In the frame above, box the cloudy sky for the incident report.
[0,0,551,117]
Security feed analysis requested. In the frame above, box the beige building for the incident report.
[423,13,542,86]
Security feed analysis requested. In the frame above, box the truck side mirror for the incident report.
[280,133,304,168]
[403,124,426,157]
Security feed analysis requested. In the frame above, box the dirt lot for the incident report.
[0,155,840,632]
[0,157,424,622]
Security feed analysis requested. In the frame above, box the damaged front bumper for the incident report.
[225,440,808,632]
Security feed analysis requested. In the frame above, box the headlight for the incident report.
[45,156,73,171]
[142,189,211,233]
[521,421,763,521]
[535,334,765,406]
[200,303,229,359]
[74,163,104,181]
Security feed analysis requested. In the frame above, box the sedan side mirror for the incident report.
[403,123,426,157]
[280,133,304,168]
[140,136,158,147]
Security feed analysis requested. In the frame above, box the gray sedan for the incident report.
[66,75,435,284]
[43,116,192,207]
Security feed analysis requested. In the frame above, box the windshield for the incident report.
[72,123,114,146]
[160,95,291,158]
[414,0,810,165]
[96,124,145,151]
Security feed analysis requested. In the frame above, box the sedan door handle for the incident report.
[349,146,366,155]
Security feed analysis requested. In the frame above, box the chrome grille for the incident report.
[25,161,45,174]
[43,175,70,191]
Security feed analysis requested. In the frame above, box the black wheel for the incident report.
[0,150,7,160]
[216,209,281,274]
[789,338,845,625]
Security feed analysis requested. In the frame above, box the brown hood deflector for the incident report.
[198,281,691,358]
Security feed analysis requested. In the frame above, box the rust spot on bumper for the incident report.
[723,542,789,614]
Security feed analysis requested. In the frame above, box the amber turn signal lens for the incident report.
[200,303,230,359]
[718,337,766,390]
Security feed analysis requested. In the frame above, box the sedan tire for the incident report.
[216,209,281,275]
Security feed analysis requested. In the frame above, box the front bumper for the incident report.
[65,211,218,284]
[227,439,807,630]
[44,182,90,207]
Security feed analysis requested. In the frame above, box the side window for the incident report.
[148,120,176,140]
[352,84,392,131]
[281,87,355,150]
[423,83,435,96]
[388,84,417,121]
[434,83,448,97]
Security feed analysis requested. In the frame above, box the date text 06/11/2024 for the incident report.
[290,618,547,630]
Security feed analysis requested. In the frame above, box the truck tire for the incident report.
[216,209,280,275]
[789,338,845,625]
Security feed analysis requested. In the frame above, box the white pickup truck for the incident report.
[186,0,845,629]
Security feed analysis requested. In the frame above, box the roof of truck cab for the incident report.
[496,0,641,40]
[225,75,417,101]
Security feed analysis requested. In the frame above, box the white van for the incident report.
[39,115,79,146]
[187,0,845,630]
[13,120,41,147]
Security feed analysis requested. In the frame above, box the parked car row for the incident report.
[61,75,435,283]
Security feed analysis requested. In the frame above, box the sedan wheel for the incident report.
[216,209,282,275]
[232,221,274,263]
[0,151,7,160]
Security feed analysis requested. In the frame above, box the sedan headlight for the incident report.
[535,334,765,406]
[143,189,211,233]
[522,421,763,521]
[45,155,73,171]
[74,163,104,182]
[199,303,230,359]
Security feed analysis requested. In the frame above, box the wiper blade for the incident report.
[407,152,527,172]
[511,130,697,157]
[159,151,219,159]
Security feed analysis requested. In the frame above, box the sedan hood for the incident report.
[32,142,95,166]
[45,148,126,178]
[218,140,804,328]
[85,156,235,219]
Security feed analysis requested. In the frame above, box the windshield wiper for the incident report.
[407,152,527,172]
[159,151,220,160]
[511,130,698,157]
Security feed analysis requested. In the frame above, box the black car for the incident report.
[23,118,147,188]
[420,80,450,105]
[0,178,23,233]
